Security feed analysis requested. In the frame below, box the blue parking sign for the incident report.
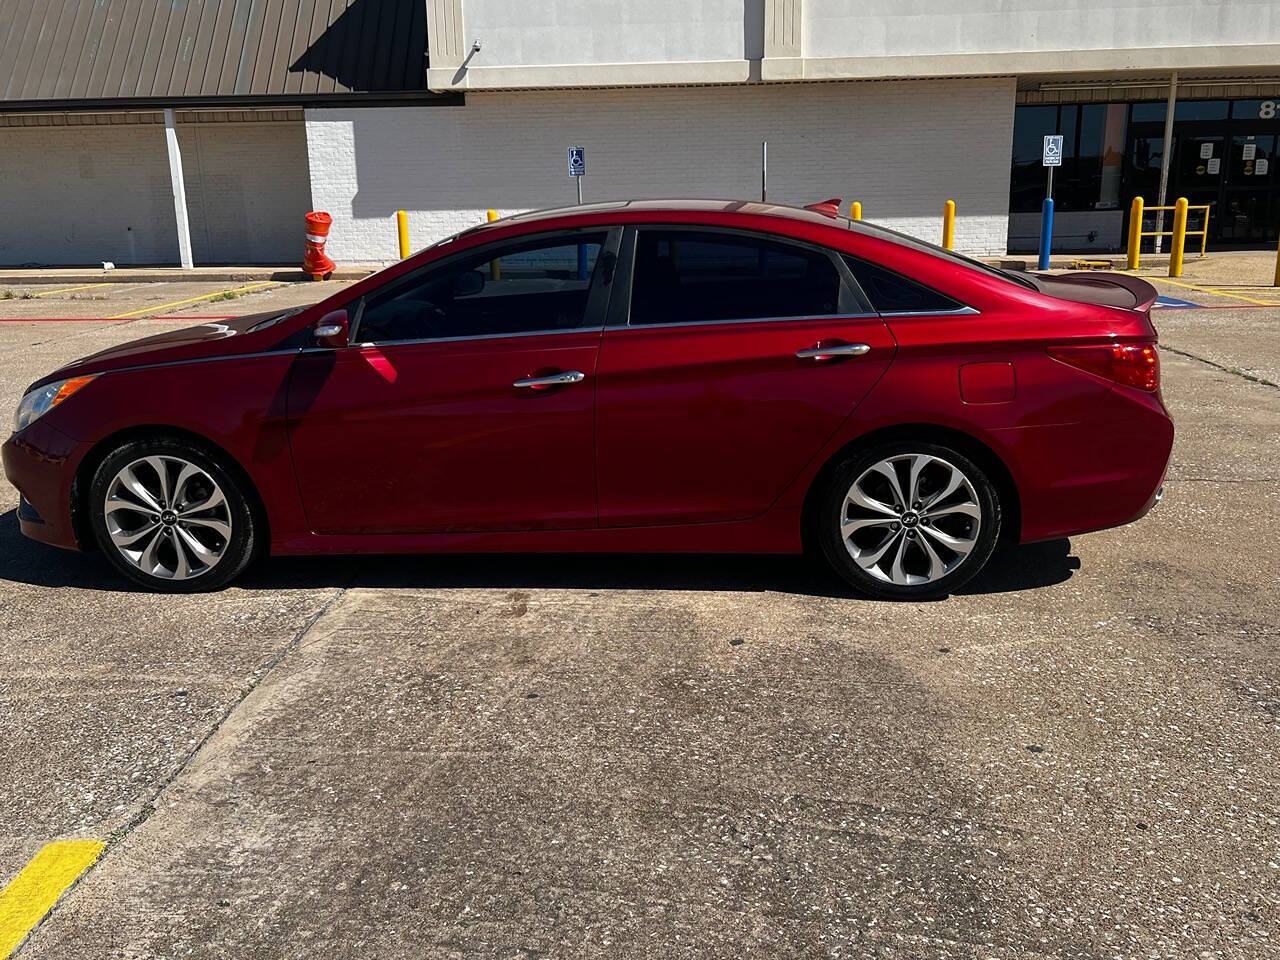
[568,146,586,177]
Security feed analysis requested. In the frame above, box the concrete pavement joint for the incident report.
[1161,345,1280,391]
[7,583,350,959]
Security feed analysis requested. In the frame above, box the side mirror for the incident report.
[453,270,485,297]
[313,309,349,348]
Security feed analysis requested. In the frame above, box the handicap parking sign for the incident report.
[568,146,586,177]
[1043,135,1063,167]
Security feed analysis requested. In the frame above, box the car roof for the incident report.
[485,199,853,231]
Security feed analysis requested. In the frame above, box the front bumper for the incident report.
[2,419,88,551]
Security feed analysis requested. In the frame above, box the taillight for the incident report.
[1048,342,1160,392]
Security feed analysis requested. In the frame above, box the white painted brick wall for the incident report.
[0,121,310,266]
[306,77,1015,263]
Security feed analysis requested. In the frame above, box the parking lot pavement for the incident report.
[2,311,1278,957]
[0,277,355,321]
[1151,280,1280,386]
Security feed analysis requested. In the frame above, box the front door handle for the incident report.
[795,342,871,360]
[513,370,586,389]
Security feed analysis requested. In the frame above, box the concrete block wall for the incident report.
[0,123,179,266]
[0,119,310,266]
[306,77,1016,263]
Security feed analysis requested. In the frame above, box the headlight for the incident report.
[12,376,97,434]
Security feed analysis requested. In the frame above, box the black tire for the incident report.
[815,440,1001,600]
[88,437,259,593]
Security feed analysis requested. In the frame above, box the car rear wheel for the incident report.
[816,441,1001,600]
[88,438,258,593]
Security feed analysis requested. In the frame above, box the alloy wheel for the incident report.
[840,453,982,587]
[102,455,232,581]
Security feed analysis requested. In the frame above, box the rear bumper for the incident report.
[1000,385,1174,544]
[2,420,87,551]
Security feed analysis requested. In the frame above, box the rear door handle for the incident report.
[795,342,871,360]
[513,370,586,389]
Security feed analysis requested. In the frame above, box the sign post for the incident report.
[1039,134,1063,270]
[567,145,586,204]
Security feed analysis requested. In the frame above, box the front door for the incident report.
[286,229,618,535]
[594,227,895,527]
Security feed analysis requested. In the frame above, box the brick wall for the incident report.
[306,77,1016,263]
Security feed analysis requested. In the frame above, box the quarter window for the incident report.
[628,229,845,325]
[844,257,964,314]
[357,233,606,343]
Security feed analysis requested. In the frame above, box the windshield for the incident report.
[843,217,1038,291]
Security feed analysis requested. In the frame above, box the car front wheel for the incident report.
[88,438,258,592]
[816,441,1001,600]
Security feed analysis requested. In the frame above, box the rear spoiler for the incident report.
[1045,272,1159,313]
[803,198,842,218]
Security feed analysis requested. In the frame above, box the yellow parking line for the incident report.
[1157,276,1280,306]
[30,283,114,298]
[0,840,105,957]
[109,281,277,319]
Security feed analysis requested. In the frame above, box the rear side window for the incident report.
[629,229,844,325]
[844,257,965,314]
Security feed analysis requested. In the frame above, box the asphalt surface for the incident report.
[0,278,1277,958]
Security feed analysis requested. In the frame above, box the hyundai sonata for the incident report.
[3,200,1172,598]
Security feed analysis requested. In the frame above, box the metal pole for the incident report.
[761,141,767,202]
[163,108,194,269]
[1047,165,1054,202]
[1154,71,1177,254]
[576,177,582,205]
[1038,198,1054,271]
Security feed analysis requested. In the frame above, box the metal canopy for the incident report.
[0,0,459,111]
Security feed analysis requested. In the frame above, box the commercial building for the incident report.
[2,1,1277,265]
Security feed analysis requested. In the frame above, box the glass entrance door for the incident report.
[1219,134,1277,243]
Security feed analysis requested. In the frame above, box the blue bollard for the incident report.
[1037,198,1054,271]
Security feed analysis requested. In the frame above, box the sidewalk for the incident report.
[996,248,1279,288]
[0,265,380,285]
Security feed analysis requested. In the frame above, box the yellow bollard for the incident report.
[487,209,498,223]
[1127,196,1143,270]
[1168,197,1188,279]
[942,199,956,251]
[396,210,409,260]
[850,201,862,221]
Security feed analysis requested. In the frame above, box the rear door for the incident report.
[594,226,895,527]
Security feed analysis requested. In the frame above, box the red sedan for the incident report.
[3,200,1172,598]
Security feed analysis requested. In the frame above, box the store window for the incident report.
[1008,103,1127,213]
[1232,99,1280,121]
[1130,100,1231,123]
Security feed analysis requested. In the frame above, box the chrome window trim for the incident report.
[314,325,608,351]
[876,305,981,318]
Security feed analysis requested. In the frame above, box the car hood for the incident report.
[34,310,302,388]
[1032,272,1160,312]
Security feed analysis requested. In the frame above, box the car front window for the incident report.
[356,233,607,343]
